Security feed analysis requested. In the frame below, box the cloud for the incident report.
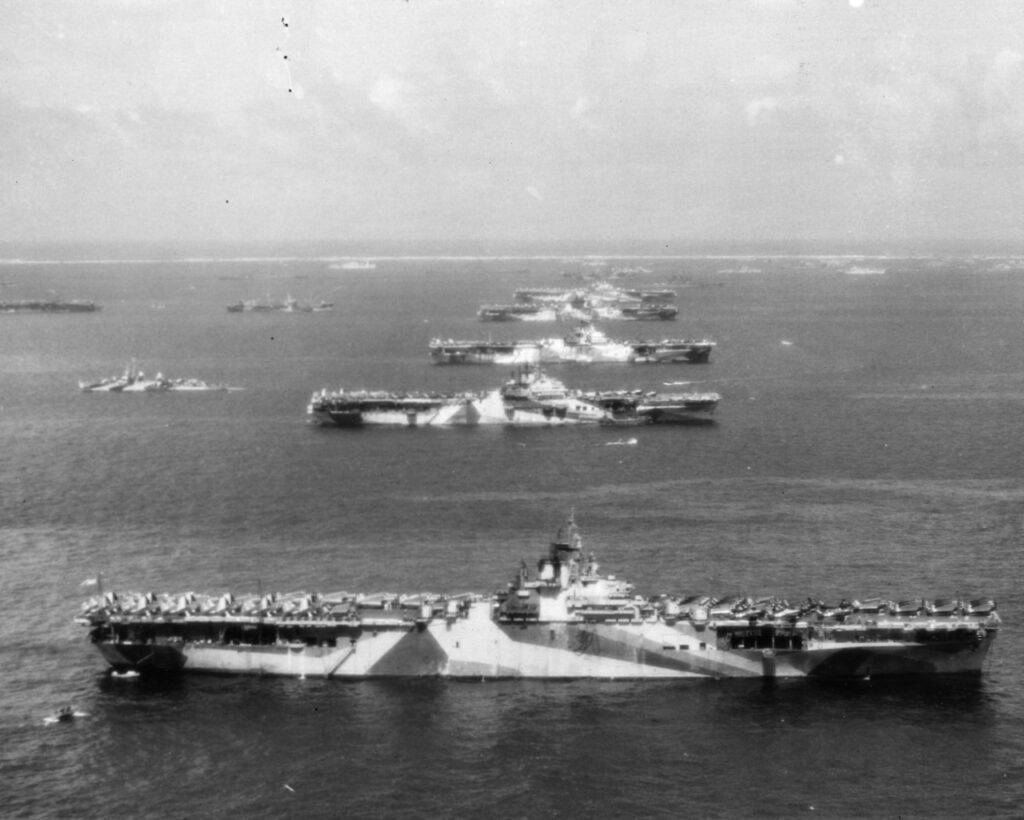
[367,73,445,138]
[6,1,1024,245]
[985,48,1023,91]
[744,97,779,126]
[368,75,408,115]
[570,96,601,132]
[982,48,1024,115]
[977,49,1024,148]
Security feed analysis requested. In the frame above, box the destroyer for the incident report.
[307,367,720,426]
[76,516,1000,679]
[430,323,714,364]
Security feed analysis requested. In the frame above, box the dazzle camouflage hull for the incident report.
[428,326,714,365]
[78,518,1000,680]
[307,368,720,427]
[90,604,997,680]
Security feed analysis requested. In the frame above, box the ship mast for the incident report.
[547,510,583,588]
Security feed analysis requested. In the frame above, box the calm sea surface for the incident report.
[1,249,1022,818]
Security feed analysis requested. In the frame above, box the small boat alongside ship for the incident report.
[79,361,235,393]
[44,706,87,724]
[429,323,714,365]
[75,515,1001,680]
[307,367,720,427]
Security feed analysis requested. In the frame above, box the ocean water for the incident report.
[1,249,1022,818]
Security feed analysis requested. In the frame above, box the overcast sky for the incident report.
[4,0,1024,248]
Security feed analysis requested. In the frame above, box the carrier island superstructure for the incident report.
[77,517,1000,680]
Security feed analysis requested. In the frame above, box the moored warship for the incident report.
[479,281,681,322]
[307,367,720,426]
[477,303,558,321]
[227,295,333,312]
[477,302,678,322]
[76,516,1001,679]
[79,360,234,392]
[1,299,100,313]
[430,323,714,365]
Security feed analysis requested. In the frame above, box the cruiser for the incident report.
[307,368,720,426]
[76,516,1000,679]
[79,361,233,392]
[430,323,713,365]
